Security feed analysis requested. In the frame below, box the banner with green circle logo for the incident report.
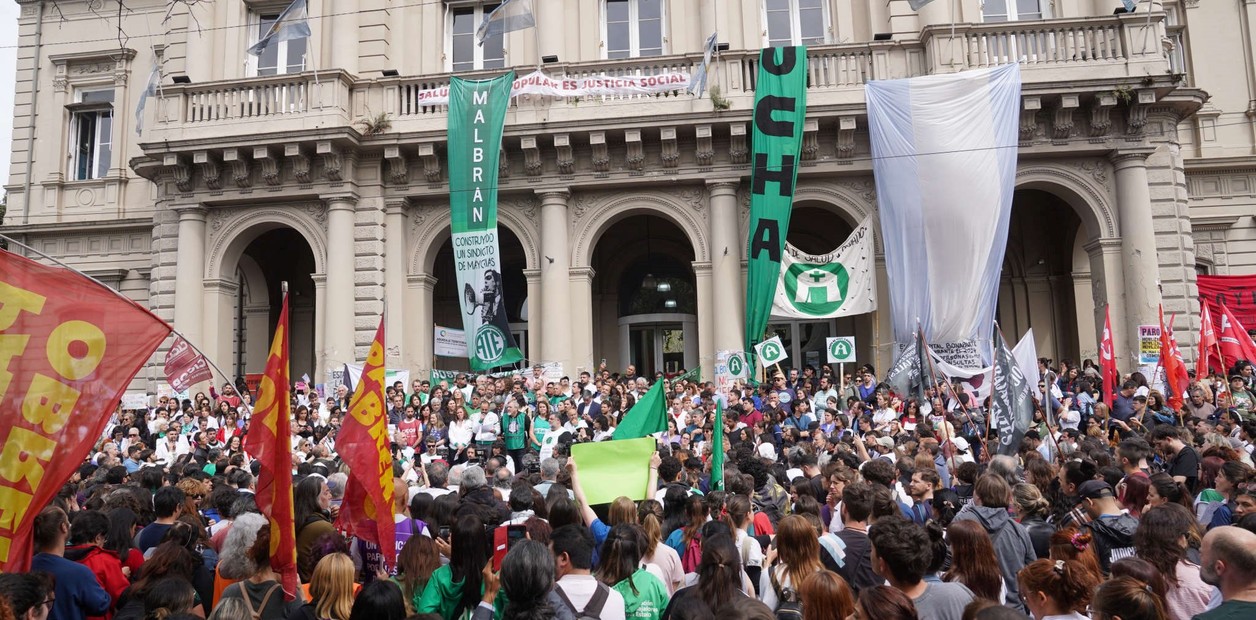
[771,216,877,320]
[449,73,523,370]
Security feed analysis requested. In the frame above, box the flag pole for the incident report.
[997,320,1063,464]
[0,233,239,395]
[919,326,989,458]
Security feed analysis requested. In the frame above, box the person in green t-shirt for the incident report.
[529,400,552,452]
[595,523,671,620]
[500,399,529,473]
[1195,525,1256,620]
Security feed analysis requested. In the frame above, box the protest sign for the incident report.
[571,438,655,505]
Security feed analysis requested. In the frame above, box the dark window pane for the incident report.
[453,32,474,67]
[638,0,661,20]
[453,8,475,35]
[766,9,791,43]
[607,20,630,55]
[286,37,307,72]
[607,0,629,22]
[639,18,662,53]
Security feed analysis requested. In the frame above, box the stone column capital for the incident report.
[1083,238,1124,255]
[568,266,596,283]
[1108,149,1156,169]
[173,204,208,220]
[310,273,328,286]
[522,268,542,281]
[705,179,741,195]
[535,188,571,203]
[691,261,713,274]
[384,197,410,214]
[407,273,438,290]
[321,193,359,209]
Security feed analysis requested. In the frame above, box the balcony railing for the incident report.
[143,13,1172,143]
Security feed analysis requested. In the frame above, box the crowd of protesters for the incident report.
[7,355,1256,620]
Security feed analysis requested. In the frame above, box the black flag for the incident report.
[990,326,1034,457]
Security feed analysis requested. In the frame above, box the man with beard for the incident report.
[1197,526,1256,620]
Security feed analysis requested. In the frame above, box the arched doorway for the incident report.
[232,227,318,380]
[591,215,697,377]
[430,227,529,368]
[997,189,1083,363]
[763,204,865,376]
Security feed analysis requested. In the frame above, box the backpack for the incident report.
[680,532,703,573]
[769,566,804,620]
[555,582,610,620]
[238,583,281,620]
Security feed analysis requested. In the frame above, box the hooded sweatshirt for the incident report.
[953,504,1036,613]
[1083,512,1138,575]
[64,544,129,619]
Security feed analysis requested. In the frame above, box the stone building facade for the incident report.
[3,0,1250,387]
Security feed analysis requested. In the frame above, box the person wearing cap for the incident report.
[949,436,975,466]
[1078,479,1138,574]
[871,435,897,462]
[1230,375,1253,421]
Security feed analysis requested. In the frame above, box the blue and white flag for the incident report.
[247,0,311,57]
[866,64,1021,362]
[134,59,161,136]
[687,32,718,97]
[908,0,936,9]
[1122,0,1138,11]
[477,0,535,46]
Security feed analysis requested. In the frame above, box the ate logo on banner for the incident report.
[760,341,785,364]
[728,353,745,378]
[828,337,855,363]
[785,262,850,315]
[475,326,508,363]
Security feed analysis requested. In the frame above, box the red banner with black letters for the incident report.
[1198,274,1256,337]
[0,249,170,571]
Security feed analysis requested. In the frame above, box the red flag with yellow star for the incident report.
[334,317,397,568]
[242,292,298,598]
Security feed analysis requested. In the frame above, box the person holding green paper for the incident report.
[569,452,663,551]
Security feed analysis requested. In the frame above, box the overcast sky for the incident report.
[0,1,19,200]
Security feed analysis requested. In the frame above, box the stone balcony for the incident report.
[134,13,1199,192]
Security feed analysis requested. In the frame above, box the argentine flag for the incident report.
[247,0,311,57]
[477,0,536,46]
[135,59,161,136]
[865,64,1021,360]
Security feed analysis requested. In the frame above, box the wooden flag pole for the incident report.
[921,334,989,458]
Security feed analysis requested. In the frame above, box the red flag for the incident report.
[0,250,170,571]
[163,335,213,393]
[243,294,298,598]
[334,318,397,569]
[1158,308,1189,411]
[1198,303,1220,378]
[1100,306,1118,406]
[1218,304,1256,373]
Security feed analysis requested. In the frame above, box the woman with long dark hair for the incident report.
[1132,504,1212,620]
[660,534,751,618]
[293,476,338,582]
[1146,472,1194,512]
[394,535,441,613]
[105,507,145,576]
[943,520,1004,603]
[140,577,198,620]
[1091,577,1168,620]
[417,514,491,619]
[348,581,406,620]
[596,524,670,619]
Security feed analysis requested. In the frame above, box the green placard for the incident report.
[571,438,656,505]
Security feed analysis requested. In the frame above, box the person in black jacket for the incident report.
[453,466,509,527]
[826,482,881,594]
[1077,480,1139,575]
[1013,483,1054,560]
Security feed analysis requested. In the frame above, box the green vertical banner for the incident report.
[448,73,523,371]
[710,401,725,491]
[744,47,807,359]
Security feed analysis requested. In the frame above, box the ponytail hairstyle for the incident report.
[1091,577,1168,620]
[596,524,646,594]
[1148,472,1193,512]
[1017,559,1101,615]
[141,577,197,620]
[695,534,741,611]
[637,499,664,555]
[1048,527,1102,578]
[1012,483,1051,521]
[680,494,708,546]
[724,494,753,531]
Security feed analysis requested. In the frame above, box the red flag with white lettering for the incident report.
[1219,304,1256,372]
[1197,303,1221,378]
[163,335,213,392]
[1100,306,1118,406]
[0,250,170,571]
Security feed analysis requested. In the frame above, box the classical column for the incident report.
[537,0,563,64]
[694,261,714,383]
[1086,238,1130,372]
[523,269,542,363]
[538,189,573,372]
[384,199,408,366]
[569,267,596,374]
[406,274,437,379]
[312,274,327,383]
[202,278,239,378]
[707,180,744,356]
[173,205,207,348]
[1111,150,1162,367]
[323,194,357,370]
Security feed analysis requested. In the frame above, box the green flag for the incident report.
[448,72,524,371]
[675,366,701,383]
[745,46,807,360]
[613,380,668,440]
[710,401,725,491]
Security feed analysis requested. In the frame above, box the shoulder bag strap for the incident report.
[584,583,610,616]
[255,584,282,616]
[554,585,580,615]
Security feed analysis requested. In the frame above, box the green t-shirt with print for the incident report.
[612,568,669,620]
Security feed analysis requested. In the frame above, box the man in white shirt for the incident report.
[812,375,839,415]
[552,524,626,619]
